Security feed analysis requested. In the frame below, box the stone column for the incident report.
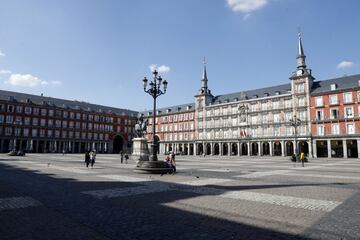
[343,139,348,158]
[258,142,261,156]
[193,143,197,156]
[357,140,360,159]
[308,140,313,158]
[293,141,297,155]
[269,141,273,156]
[281,140,285,157]
[238,142,241,156]
[228,143,231,156]
[327,139,332,158]
[248,142,251,156]
[219,143,223,156]
[312,140,317,158]
[211,143,214,156]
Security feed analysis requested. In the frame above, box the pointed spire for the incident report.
[296,31,306,69]
[202,57,208,81]
[297,32,305,57]
[199,57,210,95]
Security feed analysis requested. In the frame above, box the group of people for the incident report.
[165,152,176,174]
[85,150,96,168]
[120,151,129,164]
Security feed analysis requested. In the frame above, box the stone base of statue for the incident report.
[131,137,149,162]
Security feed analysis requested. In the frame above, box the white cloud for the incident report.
[158,65,171,73]
[226,0,268,13]
[0,69,12,74]
[337,61,354,69]
[149,64,171,73]
[149,64,157,72]
[5,73,48,87]
[0,50,5,57]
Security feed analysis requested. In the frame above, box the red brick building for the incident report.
[144,103,196,155]
[310,75,360,158]
[0,90,137,153]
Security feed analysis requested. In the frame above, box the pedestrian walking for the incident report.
[85,151,90,168]
[124,153,129,164]
[170,152,176,174]
[90,151,96,168]
[300,152,305,167]
[120,151,124,164]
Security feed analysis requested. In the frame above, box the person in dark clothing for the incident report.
[85,151,90,168]
[120,151,124,164]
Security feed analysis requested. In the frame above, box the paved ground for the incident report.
[0,154,359,240]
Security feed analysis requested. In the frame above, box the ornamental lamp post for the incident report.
[142,69,168,161]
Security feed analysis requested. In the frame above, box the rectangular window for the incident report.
[16,106,23,113]
[23,128,29,137]
[298,97,305,107]
[329,95,338,105]
[6,115,14,123]
[274,127,280,136]
[330,109,338,119]
[347,124,355,134]
[48,110,54,117]
[25,107,32,114]
[345,107,354,118]
[32,118,39,126]
[7,105,14,112]
[40,119,46,126]
[285,99,292,108]
[332,124,339,135]
[317,125,325,136]
[33,108,39,115]
[316,110,323,120]
[32,129,38,137]
[273,101,279,109]
[273,113,279,123]
[41,108,47,116]
[344,92,353,104]
[296,83,304,93]
[285,112,292,121]
[315,96,323,107]
[0,114,4,123]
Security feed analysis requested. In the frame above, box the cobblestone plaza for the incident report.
[1,154,359,239]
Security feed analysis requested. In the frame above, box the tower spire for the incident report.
[199,57,210,94]
[297,31,306,69]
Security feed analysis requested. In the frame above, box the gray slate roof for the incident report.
[311,74,360,94]
[0,89,138,116]
[212,83,292,104]
[143,102,195,116]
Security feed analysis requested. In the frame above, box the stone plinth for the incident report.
[131,138,149,161]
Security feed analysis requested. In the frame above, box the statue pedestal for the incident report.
[131,138,149,161]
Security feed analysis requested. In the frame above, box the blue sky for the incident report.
[1,0,360,111]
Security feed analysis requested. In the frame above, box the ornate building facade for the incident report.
[145,34,360,158]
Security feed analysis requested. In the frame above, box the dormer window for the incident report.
[177,107,181,111]
[264,93,269,97]
[167,109,171,113]
[275,91,280,95]
[186,105,192,110]
[330,83,337,91]
[253,95,258,99]
[233,98,238,102]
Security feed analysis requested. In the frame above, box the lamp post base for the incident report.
[135,160,172,174]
